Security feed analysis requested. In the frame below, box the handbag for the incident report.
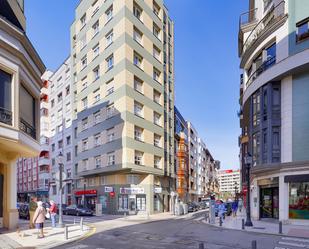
[45,212,51,219]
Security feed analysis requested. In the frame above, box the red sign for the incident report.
[75,190,97,196]
[109,192,115,198]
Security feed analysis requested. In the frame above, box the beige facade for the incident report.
[0,0,45,229]
[71,0,174,214]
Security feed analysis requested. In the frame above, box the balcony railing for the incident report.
[246,56,276,87]
[241,1,285,56]
[20,118,36,139]
[0,107,12,125]
[239,8,258,27]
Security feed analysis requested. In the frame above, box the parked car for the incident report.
[64,204,93,216]
[18,204,30,220]
[188,202,199,212]
[57,204,68,214]
[198,201,207,210]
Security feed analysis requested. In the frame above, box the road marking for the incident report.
[278,241,307,248]
[274,247,289,249]
[282,237,309,243]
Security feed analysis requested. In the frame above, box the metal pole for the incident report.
[58,163,64,228]
[279,221,283,234]
[64,225,68,240]
[242,218,245,230]
[245,163,253,227]
[251,240,257,249]
[80,217,83,231]
[199,242,204,249]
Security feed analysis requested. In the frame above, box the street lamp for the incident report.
[244,153,253,227]
[234,181,238,201]
[57,152,65,228]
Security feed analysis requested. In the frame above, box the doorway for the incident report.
[260,187,279,219]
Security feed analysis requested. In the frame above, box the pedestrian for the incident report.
[232,200,238,217]
[238,198,243,213]
[218,200,225,224]
[33,201,46,239]
[29,196,37,229]
[49,200,57,228]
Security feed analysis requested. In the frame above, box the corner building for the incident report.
[71,0,175,214]
[0,0,45,228]
[239,0,309,223]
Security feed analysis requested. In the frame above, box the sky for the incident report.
[25,0,248,170]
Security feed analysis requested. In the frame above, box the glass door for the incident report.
[260,188,273,218]
[136,195,146,211]
[129,196,136,212]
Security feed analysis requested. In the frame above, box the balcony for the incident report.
[240,1,286,57]
[239,8,258,28]
[20,118,36,139]
[0,107,12,126]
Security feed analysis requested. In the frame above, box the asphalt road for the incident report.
[53,212,309,249]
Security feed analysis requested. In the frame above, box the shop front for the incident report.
[118,187,146,214]
[75,189,97,210]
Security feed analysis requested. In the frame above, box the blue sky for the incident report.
[25,0,248,170]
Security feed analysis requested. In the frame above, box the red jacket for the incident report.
[50,203,57,214]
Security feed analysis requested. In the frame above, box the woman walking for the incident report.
[49,200,57,228]
[33,201,46,239]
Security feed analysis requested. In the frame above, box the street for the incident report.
[53,212,309,249]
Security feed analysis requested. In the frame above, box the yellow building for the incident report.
[0,0,45,229]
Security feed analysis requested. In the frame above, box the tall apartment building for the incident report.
[239,0,309,222]
[0,0,45,228]
[187,122,198,201]
[16,77,51,203]
[218,169,240,197]
[70,0,175,214]
[48,57,74,205]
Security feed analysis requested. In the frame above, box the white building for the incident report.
[218,169,240,194]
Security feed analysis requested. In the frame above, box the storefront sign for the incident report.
[104,186,114,193]
[75,190,97,196]
[120,187,144,194]
[154,187,162,193]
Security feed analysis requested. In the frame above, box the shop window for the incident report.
[289,182,309,219]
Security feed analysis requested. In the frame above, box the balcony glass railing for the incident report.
[239,8,258,27]
[20,118,36,139]
[241,1,285,55]
[0,107,12,125]
[246,56,276,87]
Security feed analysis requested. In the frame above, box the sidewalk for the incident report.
[0,223,92,249]
[208,211,309,239]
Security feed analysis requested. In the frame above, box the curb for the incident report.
[200,219,309,240]
[39,224,95,249]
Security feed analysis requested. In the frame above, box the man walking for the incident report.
[49,200,57,228]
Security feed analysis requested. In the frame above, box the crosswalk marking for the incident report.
[278,241,307,248]
[282,237,309,244]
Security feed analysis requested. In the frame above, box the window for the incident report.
[252,132,260,166]
[289,182,309,219]
[153,45,161,60]
[95,156,101,168]
[66,152,71,162]
[153,112,161,126]
[66,136,71,145]
[82,139,88,151]
[58,139,63,149]
[154,156,161,168]
[100,176,106,185]
[92,0,99,15]
[127,174,139,184]
[51,143,55,152]
[94,133,101,147]
[106,103,115,118]
[296,18,309,42]
[106,79,114,95]
[81,77,88,91]
[133,52,143,68]
[80,35,86,49]
[57,92,63,102]
[133,3,142,21]
[92,20,99,37]
[154,134,161,147]
[107,127,114,142]
[52,185,57,195]
[51,99,55,108]
[106,54,114,70]
[93,43,100,58]
[80,14,86,28]
[65,85,70,96]
[82,117,88,130]
[252,91,261,127]
[153,1,160,16]
[107,152,115,165]
[93,66,100,81]
[57,108,63,118]
[153,90,161,104]
[89,178,95,186]
[134,76,143,93]
[82,159,88,171]
[153,23,161,39]
[57,123,63,132]
[106,30,113,47]
[106,5,113,22]
[52,158,55,166]
[94,111,101,124]
[133,27,143,44]
[82,97,88,110]
[81,56,87,70]
[134,150,143,165]
[134,101,143,117]
[153,67,161,81]
[134,126,143,142]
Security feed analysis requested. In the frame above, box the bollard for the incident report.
[73,218,76,225]
[219,217,223,227]
[279,221,283,234]
[242,219,245,230]
[198,242,204,249]
[80,217,83,231]
[251,240,257,249]
[147,211,150,220]
[64,225,68,240]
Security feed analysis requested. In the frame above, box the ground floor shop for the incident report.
[250,167,309,224]
[17,191,49,203]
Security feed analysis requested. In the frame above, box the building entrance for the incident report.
[260,187,279,219]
